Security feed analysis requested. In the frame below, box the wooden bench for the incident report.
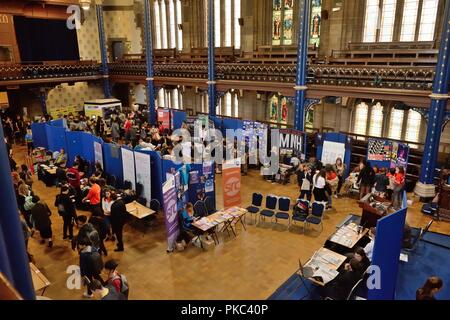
[328,57,437,67]
[348,41,435,50]
[122,49,178,63]
[237,44,319,64]
[178,46,235,63]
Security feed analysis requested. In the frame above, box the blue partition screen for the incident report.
[368,208,407,300]
[316,132,352,177]
[103,143,123,184]
[172,110,187,130]
[31,122,48,149]
[65,131,84,167]
[81,132,95,163]
[45,125,67,153]
[49,119,66,128]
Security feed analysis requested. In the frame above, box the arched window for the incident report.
[157,88,183,109]
[354,102,369,135]
[405,110,422,143]
[369,102,384,137]
[272,0,294,45]
[388,109,404,140]
[268,94,288,124]
[234,93,239,117]
[214,0,221,47]
[153,0,183,50]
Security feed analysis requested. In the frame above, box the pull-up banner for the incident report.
[278,129,305,160]
[222,161,241,209]
[162,176,179,251]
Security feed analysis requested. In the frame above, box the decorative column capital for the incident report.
[429,93,450,100]
[294,85,308,91]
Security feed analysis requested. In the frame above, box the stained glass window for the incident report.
[282,0,294,45]
[405,110,421,143]
[154,1,162,49]
[310,0,322,47]
[280,97,288,124]
[169,0,176,48]
[272,0,282,45]
[234,93,239,117]
[225,0,232,46]
[269,96,279,121]
[234,0,241,49]
[160,0,168,49]
[215,0,221,47]
[176,0,183,50]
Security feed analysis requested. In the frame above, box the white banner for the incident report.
[121,148,136,190]
[94,141,103,169]
[134,152,151,207]
[322,141,345,165]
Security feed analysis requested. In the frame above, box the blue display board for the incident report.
[31,122,48,149]
[49,118,66,128]
[65,131,84,167]
[103,143,123,185]
[45,125,67,153]
[368,206,407,300]
[316,132,352,177]
[171,110,187,130]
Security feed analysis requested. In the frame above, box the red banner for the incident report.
[157,108,170,129]
[222,163,242,209]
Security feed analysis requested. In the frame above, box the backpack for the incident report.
[90,249,104,275]
[24,195,35,211]
[111,273,129,299]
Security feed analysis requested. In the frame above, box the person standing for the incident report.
[111,119,120,143]
[30,196,53,248]
[25,129,33,155]
[357,160,375,199]
[297,164,313,202]
[83,177,102,217]
[110,192,127,252]
[334,157,346,195]
[313,169,328,204]
[78,239,104,298]
[55,185,77,240]
[102,190,115,241]
[392,166,405,210]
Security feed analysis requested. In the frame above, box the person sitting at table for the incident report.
[321,258,363,300]
[363,227,376,261]
[82,177,102,217]
[93,162,105,180]
[54,148,67,168]
[345,247,371,274]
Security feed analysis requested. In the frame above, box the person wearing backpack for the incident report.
[104,259,129,299]
[30,196,53,248]
[89,279,126,300]
[77,239,104,298]
[55,185,77,240]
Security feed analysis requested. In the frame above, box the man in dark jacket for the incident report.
[322,258,363,300]
[110,192,127,252]
[89,215,108,256]
[55,185,77,240]
[72,215,100,251]
[78,239,104,298]
[30,196,53,248]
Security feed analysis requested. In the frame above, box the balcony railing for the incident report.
[0,61,101,82]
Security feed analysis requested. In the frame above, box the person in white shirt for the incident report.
[102,190,115,241]
[313,169,328,203]
[364,227,376,261]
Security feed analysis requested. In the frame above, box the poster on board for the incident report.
[391,143,409,169]
[121,148,136,190]
[279,128,305,159]
[368,139,392,161]
[321,141,345,165]
[222,161,241,208]
[157,108,170,129]
[94,141,103,169]
[134,152,151,207]
[162,176,179,251]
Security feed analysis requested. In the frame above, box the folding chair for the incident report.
[291,199,309,231]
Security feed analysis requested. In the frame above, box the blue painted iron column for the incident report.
[0,123,35,300]
[96,4,112,98]
[144,0,157,125]
[294,0,311,132]
[207,0,216,116]
[416,0,450,198]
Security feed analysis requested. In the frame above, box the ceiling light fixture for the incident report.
[79,0,92,11]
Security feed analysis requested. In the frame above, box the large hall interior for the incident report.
[0,0,449,301]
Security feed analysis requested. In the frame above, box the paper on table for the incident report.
[312,268,339,284]
[399,253,408,262]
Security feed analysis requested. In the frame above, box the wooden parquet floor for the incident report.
[11,145,449,300]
